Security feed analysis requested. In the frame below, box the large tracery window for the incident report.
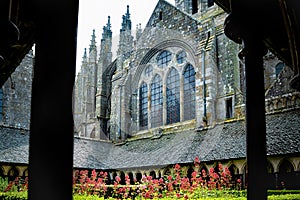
[157,50,172,68]
[139,82,148,130]
[166,68,180,124]
[183,64,196,120]
[138,48,196,130]
[151,74,163,128]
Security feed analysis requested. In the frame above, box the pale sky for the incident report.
[76,0,175,74]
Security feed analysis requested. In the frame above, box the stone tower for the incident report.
[74,30,98,138]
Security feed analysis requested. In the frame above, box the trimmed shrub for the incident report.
[0,192,27,200]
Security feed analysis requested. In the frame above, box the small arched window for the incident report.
[176,51,187,64]
[183,64,196,120]
[151,74,163,128]
[275,62,284,77]
[139,82,148,130]
[166,68,180,124]
[144,65,153,77]
[157,50,172,68]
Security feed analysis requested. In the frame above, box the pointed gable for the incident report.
[145,0,200,38]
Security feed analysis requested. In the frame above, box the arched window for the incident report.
[176,51,187,64]
[144,65,153,77]
[275,62,284,77]
[166,68,180,124]
[139,82,148,130]
[157,50,172,68]
[183,64,196,120]
[151,75,163,128]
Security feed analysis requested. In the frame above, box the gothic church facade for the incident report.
[0,0,299,189]
[73,0,300,188]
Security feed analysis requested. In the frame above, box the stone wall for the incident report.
[0,50,34,130]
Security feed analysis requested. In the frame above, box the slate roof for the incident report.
[0,126,29,164]
[0,109,299,170]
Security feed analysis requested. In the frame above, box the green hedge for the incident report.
[1,192,300,200]
[0,192,27,200]
[268,190,300,195]
[268,194,300,200]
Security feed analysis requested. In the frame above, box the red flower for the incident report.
[194,156,200,165]
[175,163,181,171]
[115,176,121,183]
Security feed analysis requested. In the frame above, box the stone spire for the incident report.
[82,48,87,63]
[99,16,113,69]
[88,29,97,63]
[117,5,133,71]
[89,29,97,53]
[135,23,142,42]
[102,16,112,41]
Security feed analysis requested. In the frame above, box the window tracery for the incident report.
[138,48,196,130]
[157,50,172,68]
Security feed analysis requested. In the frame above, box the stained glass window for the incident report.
[157,50,172,68]
[166,68,180,124]
[151,75,163,128]
[145,65,153,77]
[183,64,195,120]
[176,51,187,64]
[275,62,284,77]
[139,82,148,129]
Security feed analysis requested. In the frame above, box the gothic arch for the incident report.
[166,67,180,124]
[295,96,300,106]
[8,166,19,180]
[120,171,126,185]
[132,39,198,90]
[23,168,28,177]
[267,159,275,173]
[286,96,292,108]
[187,166,194,179]
[276,99,283,109]
[112,171,117,182]
[136,172,143,182]
[127,172,134,184]
[228,163,239,175]
[149,171,156,179]
[0,166,4,177]
[278,158,295,173]
[199,164,208,175]
[162,167,172,177]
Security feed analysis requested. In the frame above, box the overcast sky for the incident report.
[76,0,175,73]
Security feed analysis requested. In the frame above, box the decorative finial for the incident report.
[107,16,111,30]
[126,5,130,19]
[83,48,87,58]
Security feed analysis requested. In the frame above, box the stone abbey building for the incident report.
[0,0,299,189]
